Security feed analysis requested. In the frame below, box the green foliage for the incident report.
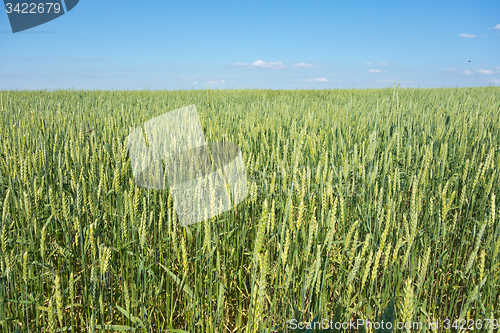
[0,87,499,332]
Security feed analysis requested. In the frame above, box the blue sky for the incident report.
[1,0,499,90]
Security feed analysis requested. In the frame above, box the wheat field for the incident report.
[0,86,499,332]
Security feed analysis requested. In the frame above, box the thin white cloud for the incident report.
[496,67,500,70]
[489,24,500,30]
[365,62,371,65]
[368,69,381,73]
[378,62,388,66]
[253,60,285,69]
[490,79,500,84]
[233,60,285,69]
[459,70,473,75]
[477,69,494,74]
[399,80,417,84]
[66,56,94,60]
[377,79,393,83]
[208,80,225,85]
[292,63,317,68]
[459,33,476,38]
[234,59,285,69]
[183,78,198,84]
[305,78,328,82]
[444,68,457,72]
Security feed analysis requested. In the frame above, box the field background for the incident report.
[1,86,500,332]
